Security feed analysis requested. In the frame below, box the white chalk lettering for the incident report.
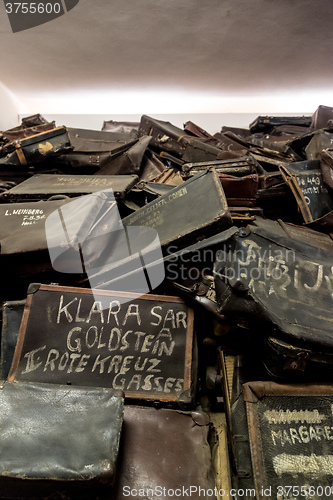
[21,345,47,374]
[57,296,77,323]
[122,304,141,326]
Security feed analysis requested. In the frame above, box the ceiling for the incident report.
[0,0,333,115]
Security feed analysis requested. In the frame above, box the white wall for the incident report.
[19,112,312,134]
[0,82,20,130]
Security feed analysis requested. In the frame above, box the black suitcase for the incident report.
[305,130,333,160]
[9,284,196,407]
[1,299,25,379]
[139,115,223,163]
[1,173,139,202]
[243,381,333,500]
[279,160,333,230]
[214,217,333,380]
[0,380,123,499]
[249,115,311,134]
[123,168,231,251]
[0,126,72,166]
[320,148,333,189]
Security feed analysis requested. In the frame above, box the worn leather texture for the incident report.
[112,406,215,499]
[0,381,124,499]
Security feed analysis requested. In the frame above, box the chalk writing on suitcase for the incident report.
[244,383,333,500]
[9,285,194,403]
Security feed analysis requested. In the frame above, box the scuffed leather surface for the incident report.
[0,381,123,498]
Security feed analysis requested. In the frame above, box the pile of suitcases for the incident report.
[1,106,333,499]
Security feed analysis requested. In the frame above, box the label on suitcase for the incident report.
[279,160,333,228]
[9,284,195,404]
[0,198,73,256]
[123,168,231,250]
[244,381,333,500]
[1,173,139,202]
[214,218,333,377]
[0,380,123,499]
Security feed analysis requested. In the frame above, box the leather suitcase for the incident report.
[183,120,220,145]
[139,115,223,163]
[305,130,333,160]
[95,135,152,176]
[1,173,139,202]
[0,300,25,379]
[0,126,72,166]
[279,160,333,230]
[113,406,215,499]
[220,352,267,499]
[9,284,196,407]
[214,217,333,379]
[102,120,139,133]
[67,127,138,152]
[182,156,258,177]
[320,148,333,189]
[0,121,56,144]
[123,168,231,252]
[249,115,311,134]
[0,380,123,499]
[243,381,333,500]
[311,104,333,129]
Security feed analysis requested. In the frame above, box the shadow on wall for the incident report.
[0,82,21,130]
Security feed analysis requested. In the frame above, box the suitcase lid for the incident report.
[9,284,195,405]
[243,381,333,498]
[123,168,231,250]
[2,174,139,201]
[214,218,333,348]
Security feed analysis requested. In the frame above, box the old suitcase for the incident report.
[0,380,123,499]
[95,135,152,176]
[1,300,25,379]
[113,406,215,499]
[320,148,333,189]
[1,173,139,202]
[249,115,311,134]
[1,121,56,144]
[9,284,196,406]
[102,120,139,133]
[311,104,333,129]
[305,130,333,160]
[182,156,259,177]
[123,168,231,252]
[0,126,72,166]
[67,127,138,152]
[220,352,266,499]
[139,115,223,163]
[214,217,333,379]
[0,198,76,283]
[183,120,219,145]
[279,160,333,229]
[244,381,333,500]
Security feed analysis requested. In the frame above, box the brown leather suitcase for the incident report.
[113,406,215,499]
